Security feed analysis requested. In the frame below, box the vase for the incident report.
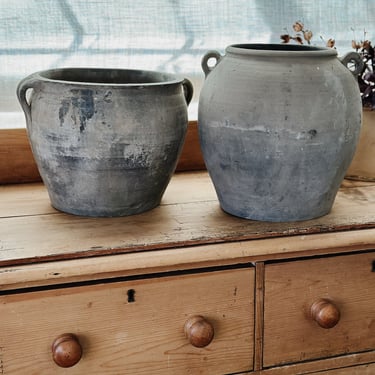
[346,108,375,181]
[198,44,362,222]
[17,68,193,217]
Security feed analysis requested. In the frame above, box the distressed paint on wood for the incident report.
[0,172,375,266]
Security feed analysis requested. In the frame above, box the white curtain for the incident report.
[1,0,374,126]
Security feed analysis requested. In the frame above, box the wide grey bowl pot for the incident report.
[17,68,193,217]
[198,44,362,222]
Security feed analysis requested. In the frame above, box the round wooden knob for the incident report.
[52,333,82,368]
[311,298,341,329]
[184,315,214,348]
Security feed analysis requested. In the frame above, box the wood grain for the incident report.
[263,252,375,367]
[254,262,265,371]
[0,268,254,375]
[246,352,375,374]
[0,228,374,291]
[0,171,215,217]
[308,363,375,374]
[0,172,374,266]
[0,128,40,184]
[175,121,206,171]
[0,163,374,374]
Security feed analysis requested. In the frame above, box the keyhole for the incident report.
[127,289,136,303]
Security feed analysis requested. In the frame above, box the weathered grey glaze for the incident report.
[17,68,193,217]
[198,44,362,222]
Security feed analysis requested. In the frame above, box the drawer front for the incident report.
[0,268,254,374]
[263,252,375,367]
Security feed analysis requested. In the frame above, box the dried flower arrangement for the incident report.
[281,22,375,109]
[281,21,336,47]
[280,21,313,45]
[351,29,375,109]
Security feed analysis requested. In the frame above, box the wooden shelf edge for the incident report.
[253,351,375,374]
[1,228,374,291]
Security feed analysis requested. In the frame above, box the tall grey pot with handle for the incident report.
[17,68,193,217]
[198,44,362,222]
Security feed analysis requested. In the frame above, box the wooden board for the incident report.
[263,252,375,367]
[174,121,206,171]
[248,352,375,374]
[0,268,254,375]
[0,128,40,184]
[0,228,374,291]
[0,172,375,266]
[309,363,375,374]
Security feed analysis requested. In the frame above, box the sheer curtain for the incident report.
[1,0,374,127]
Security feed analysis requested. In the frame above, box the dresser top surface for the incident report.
[0,171,375,267]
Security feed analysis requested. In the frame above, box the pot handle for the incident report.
[16,75,39,126]
[340,51,364,76]
[182,78,194,105]
[201,50,222,78]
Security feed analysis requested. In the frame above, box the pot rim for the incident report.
[29,67,185,87]
[226,43,338,57]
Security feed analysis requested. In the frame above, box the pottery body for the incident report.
[17,68,193,217]
[198,44,362,222]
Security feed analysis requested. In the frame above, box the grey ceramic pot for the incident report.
[198,44,362,222]
[17,68,193,217]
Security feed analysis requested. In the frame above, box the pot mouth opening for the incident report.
[227,43,338,57]
[37,68,182,86]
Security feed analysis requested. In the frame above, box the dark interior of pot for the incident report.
[39,68,176,84]
[231,43,326,52]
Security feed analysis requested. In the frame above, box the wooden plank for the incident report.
[308,362,375,374]
[249,351,375,374]
[1,171,374,218]
[0,172,375,266]
[0,268,254,375]
[0,182,53,216]
[254,262,265,371]
[175,121,206,171]
[0,128,40,184]
[0,171,216,218]
[0,171,374,218]
[263,252,375,367]
[0,229,374,290]
[341,178,375,188]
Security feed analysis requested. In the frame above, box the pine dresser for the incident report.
[0,171,374,374]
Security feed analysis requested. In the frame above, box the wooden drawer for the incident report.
[263,252,375,367]
[0,267,254,374]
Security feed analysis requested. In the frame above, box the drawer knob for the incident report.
[184,315,214,348]
[52,333,82,368]
[311,298,341,329]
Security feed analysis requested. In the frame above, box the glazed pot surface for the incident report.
[198,44,362,222]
